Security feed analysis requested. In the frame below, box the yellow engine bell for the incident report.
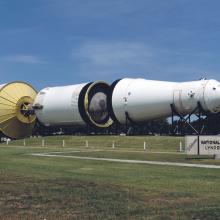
[0,82,37,139]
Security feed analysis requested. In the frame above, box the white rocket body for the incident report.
[33,81,113,128]
[34,84,86,126]
[110,78,220,124]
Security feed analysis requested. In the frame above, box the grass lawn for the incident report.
[0,135,220,219]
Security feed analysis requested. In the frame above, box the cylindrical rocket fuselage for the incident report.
[33,81,113,128]
[109,78,220,124]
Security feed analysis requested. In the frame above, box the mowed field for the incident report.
[0,135,220,220]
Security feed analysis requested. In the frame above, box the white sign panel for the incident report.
[199,136,220,155]
[185,136,220,155]
[185,136,199,155]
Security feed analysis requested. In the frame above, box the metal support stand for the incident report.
[170,102,208,135]
[115,123,118,135]
[125,112,128,135]
[125,112,136,135]
[0,132,3,143]
[86,124,89,135]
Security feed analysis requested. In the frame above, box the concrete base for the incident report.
[214,155,220,160]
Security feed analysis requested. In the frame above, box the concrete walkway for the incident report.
[30,153,220,169]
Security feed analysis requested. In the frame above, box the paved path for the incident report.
[30,153,220,169]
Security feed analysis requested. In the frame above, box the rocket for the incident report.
[1,78,220,139]
[108,78,220,124]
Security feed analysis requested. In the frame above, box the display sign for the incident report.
[185,136,220,155]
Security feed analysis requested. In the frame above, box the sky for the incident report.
[1,0,220,90]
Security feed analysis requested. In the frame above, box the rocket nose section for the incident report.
[204,80,220,113]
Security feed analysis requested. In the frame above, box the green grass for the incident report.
[0,136,220,219]
[3,135,184,152]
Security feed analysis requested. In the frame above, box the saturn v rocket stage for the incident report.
[108,78,220,134]
[108,78,220,122]
[1,77,220,139]
[33,81,113,129]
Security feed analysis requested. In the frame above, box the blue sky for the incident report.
[1,0,220,90]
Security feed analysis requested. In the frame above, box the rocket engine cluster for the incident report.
[1,78,220,139]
